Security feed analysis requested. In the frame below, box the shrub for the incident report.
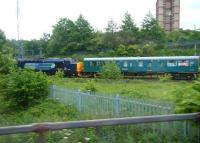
[158,74,172,82]
[100,62,122,80]
[54,69,65,78]
[172,79,200,113]
[0,53,16,74]
[83,80,97,93]
[0,69,49,110]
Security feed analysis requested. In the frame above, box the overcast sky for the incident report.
[0,0,200,40]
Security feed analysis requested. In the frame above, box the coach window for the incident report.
[90,61,97,67]
[178,60,189,67]
[138,61,143,67]
[147,61,152,67]
[130,62,133,67]
[167,60,177,67]
[190,61,195,67]
[123,61,128,67]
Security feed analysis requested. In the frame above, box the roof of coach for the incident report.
[84,56,199,61]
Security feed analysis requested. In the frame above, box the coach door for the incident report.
[147,61,152,72]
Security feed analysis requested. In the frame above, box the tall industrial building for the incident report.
[156,0,180,32]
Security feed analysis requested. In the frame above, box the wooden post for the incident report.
[36,132,46,143]
[34,124,48,143]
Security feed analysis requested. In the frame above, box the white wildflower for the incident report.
[85,137,90,141]
[63,136,68,139]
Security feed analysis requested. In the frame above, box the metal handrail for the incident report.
[0,113,199,136]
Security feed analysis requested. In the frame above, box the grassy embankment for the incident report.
[50,77,191,102]
[0,78,196,143]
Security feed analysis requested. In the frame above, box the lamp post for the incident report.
[17,0,24,59]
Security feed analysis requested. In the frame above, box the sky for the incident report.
[0,0,200,40]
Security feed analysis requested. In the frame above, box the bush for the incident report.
[83,80,97,93]
[0,69,49,110]
[54,69,65,78]
[172,79,200,113]
[0,53,16,74]
[158,74,172,82]
[100,62,122,80]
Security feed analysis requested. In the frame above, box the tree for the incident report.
[120,12,139,45]
[0,30,15,74]
[47,18,77,56]
[0,53,15,74]
[0,29,6,51]
[47,15,95,56]
[103,19,120,50]
[39,33,50,56]
[0,69,49,110]
[75,15,94,51]
[141,12,166,47]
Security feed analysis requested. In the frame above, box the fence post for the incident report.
[114,95,120,117]
[198,114,200,143]
[52,85,55,100]
[77,89,81,112]
[36,133,46,143]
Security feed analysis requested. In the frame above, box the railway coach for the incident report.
[83,56,199,79]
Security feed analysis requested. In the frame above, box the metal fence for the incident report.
[50,85,173,117]
[0,113,199,143]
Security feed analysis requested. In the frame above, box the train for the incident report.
[17,56,199,79]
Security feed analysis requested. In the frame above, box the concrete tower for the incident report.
[156,0,180,32]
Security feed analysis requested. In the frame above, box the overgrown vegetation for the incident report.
[0,69,49,110]
[100,62,122,80]
[54,69,65,78]
[83,79,98,93]
[173,78,200,113]
[158,74,172,82]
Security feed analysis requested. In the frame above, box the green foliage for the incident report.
[172,79,200,113]
[0,30,6,49]
[158,74,172,82]
[116,44,142,56]
[54,69,65,78]
[103,19,120,49]
[119,88,149,99]
[141,12,166,46]
[83,80,98,93]
[100,62,122,80]
[0,69,49,110]
[0,53,16,74]
[120,12,139,45]
[47,15,94,56]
